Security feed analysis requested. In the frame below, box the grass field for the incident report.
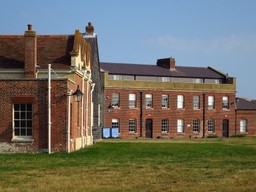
[1,137,256,192]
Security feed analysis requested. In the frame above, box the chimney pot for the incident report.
[88,22,92,26]
[28,24,32,31]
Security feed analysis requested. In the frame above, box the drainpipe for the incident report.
[140,91,143,137]
[86,80,89,145]
[90,83,95,145]
[81,73,85,148]
[202,93,205,138]
[48,64,51,154]
[67,90,71,153]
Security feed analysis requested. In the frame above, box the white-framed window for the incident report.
[222,96,229,109]
[177,95,184,109]
[129,93,136,108]
[208,96,215,110]
[113,75,123,80]
[161,119,168,133]
[193,78,203,83]
[13,103,33,139]
[240,120,247,133]
[112,93,120,107]
[162,77,171,82]
[129,119,136,133]
[112,119,119,133]
[177,119,184,133]
[193,96,200,110]
[162,94,169,108]
[193,119,200,133]
[208,119,215,132]
[146,94,153,108]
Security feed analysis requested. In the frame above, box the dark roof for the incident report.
[236,98,256,110]
[0,34,74,69]
[100,62,225,78]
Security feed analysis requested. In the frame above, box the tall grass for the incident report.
[1,137,256,191]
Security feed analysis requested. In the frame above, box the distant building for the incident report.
[101,58,241,138]
[0,24,98,153]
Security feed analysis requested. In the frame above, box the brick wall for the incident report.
[104,89,236,139]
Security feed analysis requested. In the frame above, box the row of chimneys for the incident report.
[23,22,94,78]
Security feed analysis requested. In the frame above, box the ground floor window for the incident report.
[161,119,168,133]
[13,103,33,138]
[112,119,119,133]
[129,119,136,133]
[193,119,200,133]
[208,120,215,132]
[240,119,247,133]
[177,119,184,133]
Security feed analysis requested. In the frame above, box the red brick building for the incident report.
[0,24,96,153]
[101,58,242,138]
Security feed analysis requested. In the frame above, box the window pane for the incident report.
[161,119,168,132]
[208,96,214,109]
[129,119,136,132]
[14,128,20,136]
[193,96,200,109]
[193,119,200,132]
[177,119,184,133]
[112,93,120,107]
[146,94,152,108]
[208,120,214,132]
[129,94,136,108]
[177,95,184,109]
[222,96,229,109]
[240,120,247,132]
[162,95,168,108]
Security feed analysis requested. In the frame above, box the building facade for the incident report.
[0,24,97,153]
[101,58,239,138]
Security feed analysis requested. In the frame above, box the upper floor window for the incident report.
[208,96,215,110]
[193,96,200,110]
[208,119,215,132]
[162,77,171,82]
[193,119,200,133]
[193,78,203,83]
[112,93,120,107]
[177,119,184,133]
[13,103,33,139]
[146,94,153,108]
[240,120,247,133]
[129,93,136,108]
[113,75,123,80]
[177,95,184,109]
[162,94,169,108]
[161,119,169,133]
[129,119,136,133]
[222,96,229,109]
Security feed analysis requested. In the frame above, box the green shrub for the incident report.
[207,134,219,138]
[231,133,246,138]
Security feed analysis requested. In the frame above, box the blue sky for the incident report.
[1,0,256,99]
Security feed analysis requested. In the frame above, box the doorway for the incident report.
[146,119,153,138]
[222,120,229,137]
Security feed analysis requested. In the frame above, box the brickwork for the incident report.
[104,89,236,139]
[236,110,256,135]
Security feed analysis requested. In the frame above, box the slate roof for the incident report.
[236,98,256,110]
[100,62,226,79]
[0,34,74,69]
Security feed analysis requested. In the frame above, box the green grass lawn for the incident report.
[1,137,256,192]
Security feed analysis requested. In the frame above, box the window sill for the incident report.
[192,132,200,134]
[128,132,137,135]
[161,132,169,134]
[162,108,170,110]
[177,132,185,134]
[11,138,34,143]
[129,107,137,109]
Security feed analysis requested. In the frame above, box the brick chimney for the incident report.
[85,22,94,35]
[24,24,37,78]
[157,57,176,70]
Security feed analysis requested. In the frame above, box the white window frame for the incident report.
[222,96,229,109]
[208,119,215,133]
[13,103,33,140]
[193,95,200,110]
[129,93,136,108]
[112,118,119,133]
[162,94,169,108]
[162,77,171,82]
[177,119,184,133]
[146,94,153,108]
[208,96,215,110]
[193,119,200,133]
[129,119,136,133]
[112,93,120,107]
[177,95,184,109]
[161,119,168,133]
[240,119,247,133]
[113,75,123,80]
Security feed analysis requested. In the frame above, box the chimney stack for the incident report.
[157,57,176,70]
[85,22,94,34]
[24,24,37,78]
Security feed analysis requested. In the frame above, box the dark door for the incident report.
[222,120,229,137]
[146,119,153,138]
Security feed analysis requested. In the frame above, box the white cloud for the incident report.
[147,34,256,53]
